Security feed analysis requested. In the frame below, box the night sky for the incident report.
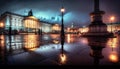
[0,0,120,27]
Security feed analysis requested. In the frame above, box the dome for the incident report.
[24,9,39,21]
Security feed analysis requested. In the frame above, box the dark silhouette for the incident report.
[8,26,12,54]
[82,0,112,37]
[60,7,65,53]
[28,9,33,16]
[87,37,108,66]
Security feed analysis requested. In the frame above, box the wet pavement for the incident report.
[0,34,120,66]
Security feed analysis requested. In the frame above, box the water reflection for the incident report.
[0,35,5,46]
[109,51,119,63]
[66,34,75,43]
[0,35,5,64]
[59,44,67,64]
[107,38,118,51]
[66,34,78,43]
[87,37,108,65]
[59,41,67,65]
[5,35,24,54]
[107,37,119,63]
[24,35,40,51]
[0,34,120,65]
[59,53,67,64]
[51,34,60,44]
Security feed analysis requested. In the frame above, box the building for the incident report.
[78,26,89,33]
[24,10,40,33]
[66,23,79,34]
[0,10,60,34]
[79,22,120,34]
[0,12,24,34]
[40,21,53,33]
[52,24,61,33]
[107,22,120,33]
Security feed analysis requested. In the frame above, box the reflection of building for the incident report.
[24,35,40,50]
[66,34,77,43]
[0,35,5,64]
[107,37,119,63]
[87,37,108,65]
[24,10,40,32]
[66,23,79,34]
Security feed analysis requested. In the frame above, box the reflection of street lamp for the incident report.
[110,16,115,33]
[109,51,118,63]
[59,53,67,64]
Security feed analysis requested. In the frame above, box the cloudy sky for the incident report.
[0,0,120,27]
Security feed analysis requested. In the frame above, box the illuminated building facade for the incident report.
[66,23,79,34]
[24,10,40,32]
[52,24,61,33]
[0,10,60,34]
[66,27,78,34]
[24,35,40,50]
[0,12,24,34]
[78,26,89,34]
[107,22,120,33]
[79,22,120,34]
[40,21,53,33]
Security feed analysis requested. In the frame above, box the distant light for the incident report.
[0,23,4,27]
[110,16,115,22]
[80,38,88,44]
[83,26,86,28]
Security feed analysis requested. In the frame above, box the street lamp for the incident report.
[60,7,65,57]
[60,7,65,46]
[110,16,115,33]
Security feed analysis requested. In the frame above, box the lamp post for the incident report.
[60,7,65,55]
[8,18,12,54]
[110,16,115,33]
